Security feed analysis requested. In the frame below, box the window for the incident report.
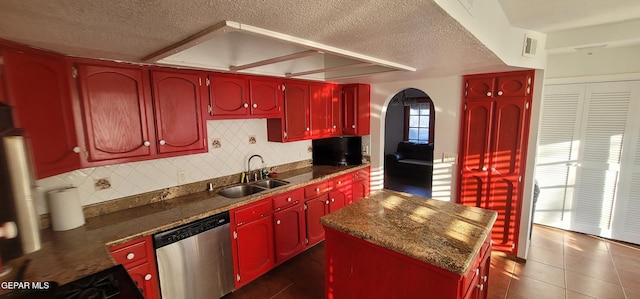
[405,102,432,144]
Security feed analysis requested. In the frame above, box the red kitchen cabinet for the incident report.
[305,194,328,247]
[208,73,248,117]
[273,203,306,263]
[342,83,370,136]
[330,85,343,136]
[310,83,332,138]
[328,190,346,212]
[248,78,283,117]
[352,167,370,202]
[465,71,532,99]
[2,49,81,178]
[458,70,533,255]
[230,198,275,288]
[76,63,154,163]
[334,174,353,204]
[324,227,491,299]
[0,66,7,104]
[267,81,310,142]
[109,236,160,299]
[150,69,207,154]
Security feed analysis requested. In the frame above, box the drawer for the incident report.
[353,168,369,181]
[304,180,331,198]
[234,198,273,226]
[273,188,304,211]
[333,175,351,189]
[110,239,148,266]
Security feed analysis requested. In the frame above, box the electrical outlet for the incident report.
[442,152,458,164]
[178,171,186,183]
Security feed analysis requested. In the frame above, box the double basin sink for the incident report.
[217,178,290,198]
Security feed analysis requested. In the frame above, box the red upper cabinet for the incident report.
[342,84,370,136]
[465,71,532,99]
[208,73,248,118]
[150,69,207,155]
[2,50,81,178]
[330,85,343,136]
[268,81,309,142]
[310,83,332,138]
[76,63,154,163]
[458,70,534,255]
[249,78,283,117]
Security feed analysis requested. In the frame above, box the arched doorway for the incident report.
[383,88,435,197]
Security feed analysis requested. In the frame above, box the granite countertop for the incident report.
[4,164,369,289]
[320,190,497,275]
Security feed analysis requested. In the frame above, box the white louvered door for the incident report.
[534,84,584,229]
[535,80,640,244]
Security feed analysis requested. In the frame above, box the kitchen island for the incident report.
[320,190,497,299]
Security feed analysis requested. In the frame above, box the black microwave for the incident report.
[312,136,362,166]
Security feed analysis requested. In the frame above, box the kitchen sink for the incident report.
[217,179,290,198]
[253,179,290,189]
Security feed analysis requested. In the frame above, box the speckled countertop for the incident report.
[3,164,369,289]
[320,190,497,275]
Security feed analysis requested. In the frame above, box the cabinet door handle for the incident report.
[481,167,488,172]
[276,220,281,225]
[243,103,249,108]
[351,125,356,129]
[73,146,81,153]
[316,187,320,192]
[337,180,342,185]
[143,141,151,147]
[486,91,492,97]
[491,168,496,172]
[307,127,310,131]
[252,103,258,108]
[497,90,503,96]
[333,125,337,129]
[325,200,329,205]
[126,253,135,260]
[144,274,152,281]
[159,140,166,145]
[331,198,335,202]
[287,197,292,202]
[482,275,488,283]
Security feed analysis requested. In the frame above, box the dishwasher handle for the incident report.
[153,211,230,249]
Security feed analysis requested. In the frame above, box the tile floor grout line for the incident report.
[605,239,628,299]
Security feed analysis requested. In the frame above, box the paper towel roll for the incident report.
[47,187,85,231]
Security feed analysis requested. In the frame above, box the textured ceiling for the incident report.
[498,0,640,33]
[0,0,637,83]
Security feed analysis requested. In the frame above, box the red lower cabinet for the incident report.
[305,194,328,247]
[352,167,370,202]
[109,236,160,299]
[273,203,306,263]
[324,228,491,299]
[230,198,275,288]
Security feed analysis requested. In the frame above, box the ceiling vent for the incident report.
[522,34,538,58]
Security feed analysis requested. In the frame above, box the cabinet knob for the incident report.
[252,103,258,108]
[325,200,329,205]
[497,90,503,96]
[126,253,135,260]
[477,283,484,291]
[481,167,487,172]
[159,140,166,145]
[482,275,488,283]
[287,197,292,202]
[491,168,496,172]
[316,187,320,192]
[486,91,492,97]
[331,198,335,202]
[243,103,249,108]
[144,274,152,281]
[306,127,310,131]
[143,141,151,147]
[337,180,342,185]
[351,125,356,129]
[333,125,337,129]
[276,220,281,225]
[72,146,81,154]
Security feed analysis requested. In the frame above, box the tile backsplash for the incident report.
[34,119,314,215]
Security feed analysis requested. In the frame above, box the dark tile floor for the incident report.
[223,225,640,299]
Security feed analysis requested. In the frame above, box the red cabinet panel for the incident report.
[76,63,154,162]
[273,203,306,263]
[330,85,343,136]
[310,83,332,138]
[273,188,303,212]
[209,74,248,117]
[0,65,7,104]
[352,167,370,202]
[234,199,273,226]
[458,70,533,255]
[305,194,328,247]
[150,70,207,154]
[283,82,309,140]
[109,236,160,299]
[328,190,346,213]
[304,180,331,198]
[2,50,80,178]
[249,78,282,117]
[342,84,370,136]
[234,215,274,287]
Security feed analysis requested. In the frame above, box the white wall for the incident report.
[370,75,463,201]
[546,45,640,79]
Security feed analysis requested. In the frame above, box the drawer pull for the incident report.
[144,274,152,281]
[287,197,292,202]
[477,283,483,291]
[315,187,320,192]
[126,253,135,260]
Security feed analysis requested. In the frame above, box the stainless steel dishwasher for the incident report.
[153,211,234,299]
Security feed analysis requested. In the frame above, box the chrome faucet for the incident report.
[247,154,264,182]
